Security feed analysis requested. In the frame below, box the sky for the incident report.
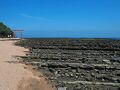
[0,0,120,38]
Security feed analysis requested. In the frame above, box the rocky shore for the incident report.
[18,38,120,90]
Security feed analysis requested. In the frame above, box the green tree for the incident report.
[0,22,13,38]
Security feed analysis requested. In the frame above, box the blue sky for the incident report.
[0,0,120,38]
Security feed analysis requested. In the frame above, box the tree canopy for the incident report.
[0,22,13,38]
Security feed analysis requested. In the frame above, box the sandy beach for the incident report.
[0,40,55,90]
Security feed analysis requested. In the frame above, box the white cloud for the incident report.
[19,13,51,21]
